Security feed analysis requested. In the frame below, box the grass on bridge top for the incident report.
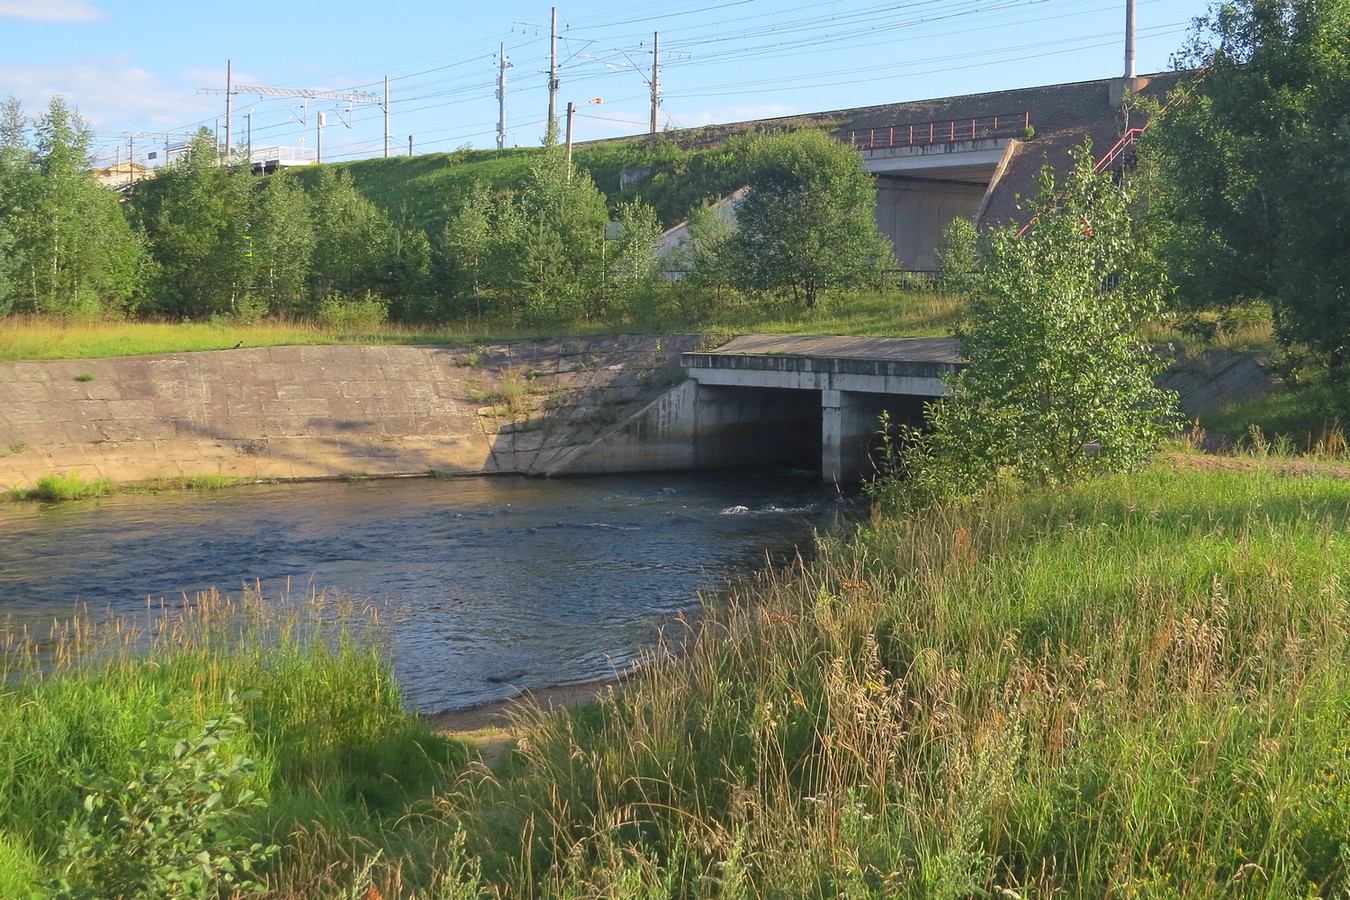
[0,288,964,362]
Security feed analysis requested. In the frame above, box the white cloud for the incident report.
[0,57,214,131]
[0,0,104,22]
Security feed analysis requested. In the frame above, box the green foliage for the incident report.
[19,471,114,502]
[54,692,279,898]
[0,96,146,317]
[934,216,981,295]
[315,291,390,332]
[902,146,1179,500]
[0,587,468,898]
[726,129,891,308]
[434,182,496,316]
[608,198,664,321]
[1148,0,1350,374]
[130,130,255,320]
[515,144,611,323]
[458,464,1350,896]
[248,173,314,318]
[308,167,398,306]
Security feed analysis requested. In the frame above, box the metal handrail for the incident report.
[847,112,1030,151]
[1092,126,1148,174]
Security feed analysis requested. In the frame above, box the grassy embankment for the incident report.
[0,287,963,363]
[4,459,1350,896]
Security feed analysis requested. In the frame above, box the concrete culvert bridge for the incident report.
[551,335,962,484]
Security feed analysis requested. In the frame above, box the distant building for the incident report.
[93,162,150,190]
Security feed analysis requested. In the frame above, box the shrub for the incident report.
[53,692,278,898]
[315,291,390,332]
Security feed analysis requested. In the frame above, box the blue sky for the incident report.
[0,0,1214,168]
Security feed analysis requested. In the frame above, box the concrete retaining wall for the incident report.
[0,336,702,491]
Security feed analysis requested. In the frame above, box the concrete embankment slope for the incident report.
[0,336,700,491]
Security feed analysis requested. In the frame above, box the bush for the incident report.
[54,692,278,898]
[315,291,390,332]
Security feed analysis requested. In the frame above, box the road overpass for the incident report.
[652,72,1182,276]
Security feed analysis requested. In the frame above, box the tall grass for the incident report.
[7,462,1344,896]
[0,586,469,897]
[439,463,1350,896]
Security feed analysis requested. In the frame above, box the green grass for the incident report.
[436,461,1350,896]
[0,288,963,363]
[9,471,115,502]
[705,285,963,337]
[1199,381,1349,454]
[0,587,469,897]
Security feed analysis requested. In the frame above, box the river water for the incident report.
[0,470,847,712]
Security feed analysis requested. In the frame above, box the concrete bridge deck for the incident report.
[687,334,960,371]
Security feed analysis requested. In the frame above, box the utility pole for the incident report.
[548,7,560,136]
[384,76,390,158]
[650,32,660,134]
[497,43,511,150]
[548,8,560,133]
[565,101,575,171]
[224,61,233,159]
[1124,0,1136,78]
[317,112,325,163]
[565,97,600,171]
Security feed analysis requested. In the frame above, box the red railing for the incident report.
[1015,125,1153,237]
[847,112,1030,151]
[1092,126,1148,175]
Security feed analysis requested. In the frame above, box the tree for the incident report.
[671,197,737,305]
[901,146,1179,500]
[130,129,254,319]
[0,97,144,316]
[248,173,313,317]
[507,143,610,323]
[1148,0,1350,370]
[727,130,889,307]
[0,97,34,316]
[307,167,395,305]
[934,217,981,296]
[436,182,495,313]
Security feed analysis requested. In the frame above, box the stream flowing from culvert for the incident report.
[0,469,851,713]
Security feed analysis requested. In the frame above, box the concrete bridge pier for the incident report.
[821,389,869,483]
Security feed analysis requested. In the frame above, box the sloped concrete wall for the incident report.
[0,337,701,491]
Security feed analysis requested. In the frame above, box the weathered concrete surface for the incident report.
[0,336,702,491]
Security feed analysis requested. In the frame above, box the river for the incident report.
[0,470,848,712]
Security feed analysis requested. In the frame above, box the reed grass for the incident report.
[436,462,1350,897]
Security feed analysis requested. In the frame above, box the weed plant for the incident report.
[10,471,115,502]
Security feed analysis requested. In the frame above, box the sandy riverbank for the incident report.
[421,677,626,736]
